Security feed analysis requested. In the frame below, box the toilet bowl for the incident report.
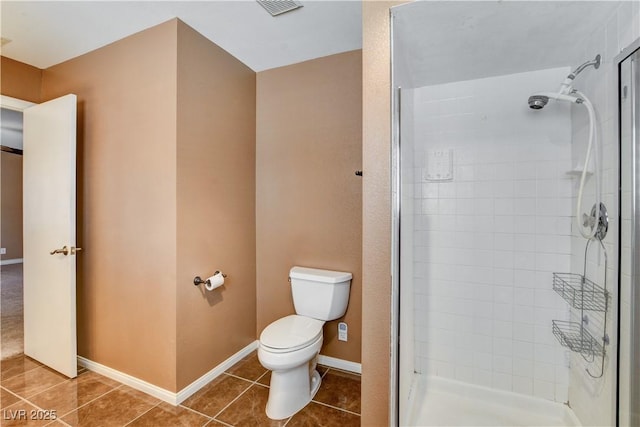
[258,266,352,420]
[258,315,324,419]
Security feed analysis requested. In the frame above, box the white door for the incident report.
[23,94,77,378]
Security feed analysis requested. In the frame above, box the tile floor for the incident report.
[0,352,361,426]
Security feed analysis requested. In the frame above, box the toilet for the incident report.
[257,266,352,420]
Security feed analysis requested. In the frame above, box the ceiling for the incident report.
[0,0,362,72]
[393,1,622,88]
[1,1,624,86]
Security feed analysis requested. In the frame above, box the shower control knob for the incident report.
[582,213,592,228]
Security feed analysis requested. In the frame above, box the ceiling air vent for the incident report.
[256,0,303,17]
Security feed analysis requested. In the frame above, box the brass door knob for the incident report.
[71,247,83,255]
[50,246,69,256]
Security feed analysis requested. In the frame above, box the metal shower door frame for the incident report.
[389,7,401,426]
[617,37,640,427]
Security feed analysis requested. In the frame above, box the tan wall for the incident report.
[1,152,23,260]
[5,15,367,396]
[0,57,42,103]
[256,51,363,363]
[41,20,179,391]
[362,1,403,424]
[175,21,257,390]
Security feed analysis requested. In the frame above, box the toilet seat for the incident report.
[260,315,324,353]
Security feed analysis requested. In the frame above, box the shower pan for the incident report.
[390,2,639,426]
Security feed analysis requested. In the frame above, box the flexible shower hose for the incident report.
[574,91,601,240]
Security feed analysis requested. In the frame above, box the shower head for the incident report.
[528,95,549,110]
[528,92,583,109]
[529,54,600,110]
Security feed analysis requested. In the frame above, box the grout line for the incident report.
[122,401,161,427]
[211,378,255,420]
[211,369,273,424]
[207,418,234,427]
[0,385,23,400]
[214,363,362,423]
[223,372,262,384]
[19,375,75,400]
[47,417,72,427]
[320,367,330,378]
[2,390,34,411]
[2,386,73,426]
[310,400,361,417]
[178,403,214,421]
[0,358,45,382]
[255,370,269,384]
[47,384,124,422]
[5,355,364,424]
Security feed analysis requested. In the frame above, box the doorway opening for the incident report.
[1,105,25,360]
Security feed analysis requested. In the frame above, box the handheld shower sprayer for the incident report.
[527,92,583,109]
[527,54,605,240]
[527,54,600,110]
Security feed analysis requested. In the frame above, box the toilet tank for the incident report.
[289,266,352,321]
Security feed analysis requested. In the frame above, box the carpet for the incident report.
[1,263,24,360]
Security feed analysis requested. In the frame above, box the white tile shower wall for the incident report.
[568,2,639,426]
[412,68,575,403]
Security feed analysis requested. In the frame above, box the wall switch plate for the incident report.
[338,322,348,341]
[424,149,454,181]
[0,248,6,255]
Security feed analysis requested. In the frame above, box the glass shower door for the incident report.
[620,41,640,427]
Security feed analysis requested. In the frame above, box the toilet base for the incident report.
[265,366,322,420]
[310,369,321,399]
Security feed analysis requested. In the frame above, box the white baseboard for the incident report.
[77,342,359,406]
[78,340,259,405]
[317,354,361,374]
[77,356,178,404]
[176,340,258,404]
[1,258,23,266]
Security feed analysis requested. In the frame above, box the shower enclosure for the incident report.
[619,38,640,427]
[391,2,640,426]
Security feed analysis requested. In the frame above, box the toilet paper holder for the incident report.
[193,271,228,286]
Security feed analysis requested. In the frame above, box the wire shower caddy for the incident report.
[551,236,609,378]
